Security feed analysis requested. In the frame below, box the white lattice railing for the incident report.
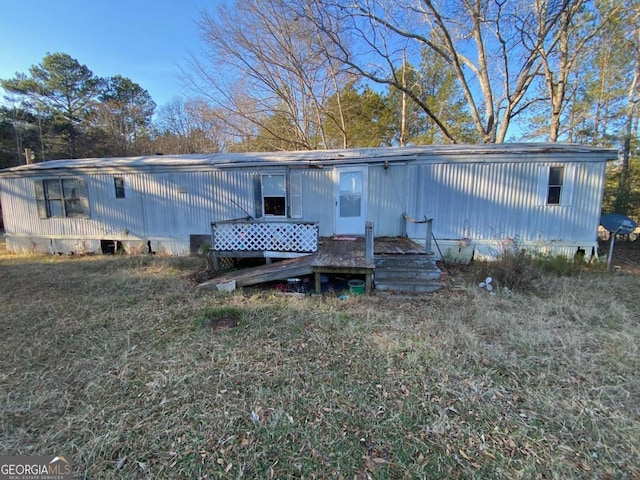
[211,220,318,253]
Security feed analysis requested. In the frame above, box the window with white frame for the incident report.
[547,166,564,205]
[261,174,287,216]
[35,178,90,218]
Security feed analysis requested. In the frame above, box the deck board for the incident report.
[313,237,374,269]
[374,237,427,255]
[198,255,314,290]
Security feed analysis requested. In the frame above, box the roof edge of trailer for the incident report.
[0,143,619,177]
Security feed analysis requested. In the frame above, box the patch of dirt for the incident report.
[185,269,214,285]
[204,316,239,331]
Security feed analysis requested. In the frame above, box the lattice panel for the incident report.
[213,222,318,252]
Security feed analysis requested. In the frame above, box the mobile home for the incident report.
[0,144,616,262]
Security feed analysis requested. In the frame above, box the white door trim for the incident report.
[334,166,368,235]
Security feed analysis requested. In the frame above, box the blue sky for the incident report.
[0,0,217,108]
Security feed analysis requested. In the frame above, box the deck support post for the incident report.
[365,272,373,292]
[365,221,374,264]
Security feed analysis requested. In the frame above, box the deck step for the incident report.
[374,254,437,269]
[374,254,442,293]
[375,280,443,293]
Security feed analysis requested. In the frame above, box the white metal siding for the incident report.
[368,165,406,236]
[0,167,337,251]
[300,169,334,236]
[405,160,606,244]
[0,147,610,257]
[1,177,36,236]
[136,170,257,238]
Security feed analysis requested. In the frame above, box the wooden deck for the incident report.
[198,236,429,292]
[312,237,376,293]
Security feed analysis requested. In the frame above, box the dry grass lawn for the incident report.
[1,241,639,479]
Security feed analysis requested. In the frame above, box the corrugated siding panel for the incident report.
[136,170,262,237]
[299,169,334,236]
[1,171,258,240]
[87,174,145,237]
[406,161,605,243]
[1,178,36,235]
[0,177,98,237]
[571,161,607,240]
[136,168,339,238]
[1,168,335,240]
[1,175,144,239]
[368,165,406,236]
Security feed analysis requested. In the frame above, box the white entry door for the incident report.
[335,166,368,235]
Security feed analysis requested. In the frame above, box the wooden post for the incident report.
[210,223,219,271]
[365,221,374,264]
[425,219,433,254]
[365,272,372,293]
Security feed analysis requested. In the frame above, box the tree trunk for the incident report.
[547,9,571,142]
[400,53,407,146]
[616,48,640,214]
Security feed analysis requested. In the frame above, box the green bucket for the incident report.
[348,279,366,295]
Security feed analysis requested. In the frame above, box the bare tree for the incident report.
[184,0,355,151]
[537,1,626,142]
[154,98,226,154]
[520,0,633,145]
[303,0,598,143]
